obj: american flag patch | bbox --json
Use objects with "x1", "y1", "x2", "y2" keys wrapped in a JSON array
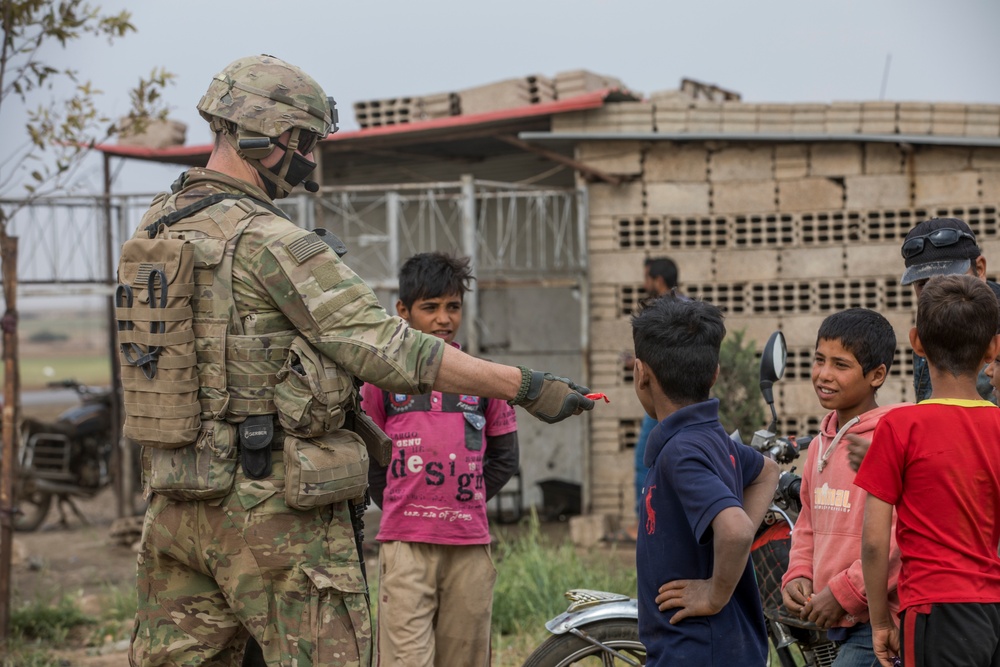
[{"x1": 286, "y1": 233, "x2": 326, "y2": 264}]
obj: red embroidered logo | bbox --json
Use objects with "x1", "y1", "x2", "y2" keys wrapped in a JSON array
[
  {"x1": 730, "y1": 454, "x2": 736, "y2": 467},
  {"x1": 645, "y1": 485, "x2": 657, "y2": 535}
]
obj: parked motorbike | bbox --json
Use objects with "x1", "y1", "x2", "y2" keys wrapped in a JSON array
[
  {"x1": 522, "y1": 331, "x2": 840, "y2": 667},
  {"x1": 14, "y1": 379, "x2": 133, "y2": 531}
]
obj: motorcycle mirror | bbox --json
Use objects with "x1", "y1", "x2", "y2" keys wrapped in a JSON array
[{"x1": 759, "y1": 331, "x2": 787, "y2": 433}]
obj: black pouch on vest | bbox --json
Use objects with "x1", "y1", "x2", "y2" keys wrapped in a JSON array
[{"x1": 239, "y1": 415, "x2": 274, "y2": 479}]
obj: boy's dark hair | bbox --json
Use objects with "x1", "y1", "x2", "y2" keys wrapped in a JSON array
[
  {"x1": 816, "y1": 308, "x2": 896, "y2": 380},
  {"x1": 398, "y1": 252, "x2": 475, "y2": 309},
  {"x1": 645, "y1": 257, "x2": 679, "y2": 289},
  {"x1": 632, "y1": 296, "x2": 726, "y2": 404},
  {"x1": 917, "y1": 274, "x2": 999, "y2": 377}
]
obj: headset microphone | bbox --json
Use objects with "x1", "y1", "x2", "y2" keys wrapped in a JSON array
[{"x1": 304, "y1": 180, "x2": 319, "y2": 193}]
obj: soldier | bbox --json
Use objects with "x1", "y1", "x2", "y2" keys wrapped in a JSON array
[{"x1": 119, "y1": 54, "x2": 593, "y2": 667}]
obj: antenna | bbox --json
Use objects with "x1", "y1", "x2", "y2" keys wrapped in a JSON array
[{"x1": 879, "y1": 53, "x2": 893, "y2": 101}]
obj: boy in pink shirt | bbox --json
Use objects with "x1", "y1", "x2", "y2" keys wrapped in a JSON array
[
  {"x1": 361, "y1": 252, "x2": 518, "y2": 667},
  {"x1": 782, "y1": 308, "x2": 903, "y2": 666}
]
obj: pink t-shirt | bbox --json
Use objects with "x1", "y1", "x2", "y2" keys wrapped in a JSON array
[{"x1": 361, "y1": 381, "x2": 517, "y2": 545}]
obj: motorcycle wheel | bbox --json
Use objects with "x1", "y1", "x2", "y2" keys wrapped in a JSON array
[
  {"x1": 14, "y1": 488, "x2": 52, "y2": 532},
  {"x1": 521, "y1": 620, "x2": 646, "y2": 666}
]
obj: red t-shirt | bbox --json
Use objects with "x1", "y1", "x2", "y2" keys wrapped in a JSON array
[{"x1": 855, "y1": 399, "x2": 1000, "y2": 611}]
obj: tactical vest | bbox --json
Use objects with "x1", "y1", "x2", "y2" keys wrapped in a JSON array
[{"x1": 117, "y1": 187, "x2": 294, "y2": 447}]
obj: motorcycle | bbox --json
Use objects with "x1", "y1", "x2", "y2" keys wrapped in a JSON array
[
  {"x1": 14, "y1": 379, "x2": 137, "y2": 531},
  {"x1": 522, "y1": 331, "x2": 840, "y2": 667}
]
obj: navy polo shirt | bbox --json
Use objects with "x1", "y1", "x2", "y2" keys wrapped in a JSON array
[{"x1": 636, "y1": 398, "x2": 768, "y2": 666}]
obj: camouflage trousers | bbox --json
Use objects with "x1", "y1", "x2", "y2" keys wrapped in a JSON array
[{"x1": 129, "y1": 461, "x2": 371, "y2": 667}]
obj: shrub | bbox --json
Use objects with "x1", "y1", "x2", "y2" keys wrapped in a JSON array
[{"x1": 713, "y1": 328, "x2": 766, "y2": 438}]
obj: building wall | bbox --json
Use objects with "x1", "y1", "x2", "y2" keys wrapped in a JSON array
[{"x1": 582, "y1": 138, "x2": 1000, "y2": 520}]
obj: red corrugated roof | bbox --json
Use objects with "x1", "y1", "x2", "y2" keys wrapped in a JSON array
[{"x1": 93, "y1": 89, "x2": 635, "y2": 164}]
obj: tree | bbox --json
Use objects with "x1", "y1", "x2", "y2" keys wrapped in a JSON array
[
  {"x1": 0, "y1": 0, "x2": 174, "y2": 208},
  {"x1": 712, "y1": 328, "x2": 767, "y2": 438},
  {"x1": 0, "y1": 1, "x2": 174, "y2": 644}
]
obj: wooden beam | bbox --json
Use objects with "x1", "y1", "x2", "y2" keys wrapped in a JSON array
[{"x1": 496, "y1": 134, "x2": 624, "y2": 185}]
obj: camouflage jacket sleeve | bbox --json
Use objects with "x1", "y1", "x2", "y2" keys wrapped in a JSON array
[{"x1": 232, "y1": 218, "x2": 443, "y2": 394}]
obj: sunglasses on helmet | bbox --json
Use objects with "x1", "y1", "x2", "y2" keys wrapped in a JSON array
[{"x1": 901, "y1": 228, "x2": 978, "y2": 259}]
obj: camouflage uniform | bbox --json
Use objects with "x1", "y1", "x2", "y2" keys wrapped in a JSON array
[{"x1": 129, "y1": 168, "x2": 444, "y2": 667}]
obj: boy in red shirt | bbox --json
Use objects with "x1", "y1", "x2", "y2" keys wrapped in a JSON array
[
  {"x1": 782, "y1": 308, "x2": 904, "y2": 666},
  {"x1": 859, "y1": 274, "x2": 1000, "y2": 667}
]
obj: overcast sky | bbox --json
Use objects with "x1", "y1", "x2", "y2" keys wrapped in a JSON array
[{"x1": 4, "y1": 0, "x2": 1000, "y2": 195}]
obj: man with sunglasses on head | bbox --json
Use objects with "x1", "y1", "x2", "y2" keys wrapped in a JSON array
[
  {"x1": 898, "y1": 217, "x2": 1000, "y2": 404},
  {"x1": 122, "y1": 54, "x2": 595, "y2": 667},
  {"x1": 846, "y1": 217, "x2": 1000, "y2": 473}
]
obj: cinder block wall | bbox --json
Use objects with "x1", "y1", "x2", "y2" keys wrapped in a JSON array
[{"x1": 581, "y1": 138, "x2": 1000, "y2": 520}]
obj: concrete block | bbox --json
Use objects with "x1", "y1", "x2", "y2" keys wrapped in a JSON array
[
  {"x1": 554, "y1": 69, "x2": 625, "y2": 97},
  {"x1": 897, "y1": 102, "x2": 933, "y2": 135},
  {"x1": 667, "y1": 215, "x2": 728, "y2": 250},
  {"x1": 861, "y1": 102, "x2": 898, "y2": 134},
  {"x1": 914, "y1": 172, "x2": 981, "y2": 206},
  {"x1": 792, "y1": 104, "x2": 827, "y2": 134},
  {"x1": 972, "y1": 148, "x2": 1000, "y2": 171},
  {"x1": 809, "y1": 143, "x2": 863, "y2": 177},
  {"x1": 616, "y1": 216, "x2": 665, "y2": 250},
  {"x1": 687, "y1": 106, "x2": 723, "y2": 133},
  {"x1": 553, "y1": 111, "x2": 588, "y2": 133},
  {"x1": 798, "y1": 210, "x2": 862, "y2": 244},
  {"x1": 646, "y1": 182, "x2": 711, "y2": 215},
  {"x1": 591, "y1": 319, "x2": 634, "y2": 351},
  {"x1": 589, "y1": 181, "x2": 644, "y2": 216},
  {"x1": 864, "y1": 143, "x2": 906, "y2": 174},
  {"x1": 845, "y1": 243, "x2": 903, "y2": 277},
  {"x1": 722, "y1": 315, "x2": 779, "y2": 346},
  {"x1": 644, "y1": 143, "x2": 709, "y2": 182},
  {"x1": 116, "y1": 118, "x2": 187, "y2": 149},
  {"x1": 556, "y1": 102, "x2": 654, "y2": 133},
  {"x1": 778, "y1": 379, "x2": 821, "y2": 415},
  {"x1": 722, "y1": 103, "x2": 759, "y2": 133},
  {"x1": 931, "y1": 103, "x2": 967, "y2": 136},
  {"x1": 912, "y1": 146, "x2": 971, "y2": 173},
  {"x1": 965, "y1": 105, "x2": 1000, "y2": 137},
  {"x1": 671, "y1": 249, "x2": 715, "y2": 283},
  {"x1": 590, "y1": 251, "x2": 649, "y2": 285},
  {"x1": 825, "y1": 102, "x2": 862, "y2": 134},
  {"x1": 577, "y1": 141, "x2": 644, "y2": 176},
  {"x1": 709, "y1": 146, "x2": 774, "y2": 182},
  {"x1": 982, "y1": 172, "x2": 1000, "y2": 202},
  {"x1": 569, "y1": 514, "x2": 613, "y2": 547},
  {"x1": 779, "y1": 246, "x2": 845, "y2": 279},
  {"x1": 654, "y1": 105, "x2": 690, "y2": 133},
  {"x1": 845, "y1": 175, "x2": 911, "y2": 209},
  {"x1": 778, "y1": 316, "x2": 827, "y2": 351},
  {"x1": 758, "y1": 104, "x2": 795, "y2": 133},
  {"x1": 588, "y1": 223, "x2": 619, "y2": 253},
  {"x1": 775, "y1": 144, "x2": 809, "y2": 180},
  {"x1": 777, "y1": 178, "x2": 845, "y2": 212},
  {"x1": 714, "y1": 248, "x2": 780, "y2": 282},
  {"x1": 712, "y1": 180, "x2": 777, "y2": 214}
]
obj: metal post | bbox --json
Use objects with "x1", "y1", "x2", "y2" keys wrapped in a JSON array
[
  {"x1": 386, "y1": 191, "x2": 400, "y2": 281},
  {"x1": 460, "y1": 176, "x2": 479, "y2": 355},
  {"x1": 575, "y1": 183, "x2": 592, "y2": 515},
  {"x1": 104, "y1": 155, "x2": 127, "y2": 517},
  {"x1": 0, "y1": 226, "x2": 19, "y2": 642}
]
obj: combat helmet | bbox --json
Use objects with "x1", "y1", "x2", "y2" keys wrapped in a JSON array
[{"x1": 197, "y1": 54, "x2": 339, "y2": 198}]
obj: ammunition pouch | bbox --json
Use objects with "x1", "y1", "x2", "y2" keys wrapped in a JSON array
[
  {"x1": 283, "y1": 431, "x2": 369, "y2": 510},
  {"x1": 147, "y1": 421, "x2": 237, "y2": 500},
  {"x1": 274, "y1": 336, "x2": 353, "y2": 438}
]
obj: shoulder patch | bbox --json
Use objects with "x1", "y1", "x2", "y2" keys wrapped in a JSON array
[
  {"x1": 286, "y1": 232, "x2": 327, "y2": 265},
  {"x1": 312, "y1": 261, "x2": 341, "y2": 291}
]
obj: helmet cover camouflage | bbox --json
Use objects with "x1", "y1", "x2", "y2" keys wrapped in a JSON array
[{"x1": 197, "y1": 54, "x2": 333, "y2": 139}]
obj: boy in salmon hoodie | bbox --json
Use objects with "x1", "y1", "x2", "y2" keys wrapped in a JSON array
[{"x1": 781, "y1": 308, "x2": 904, "y2": 667}]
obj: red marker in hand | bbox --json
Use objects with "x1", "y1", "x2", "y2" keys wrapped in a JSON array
[{"x1": 585, "y1": 392, "x2": 610, "y2": 403}]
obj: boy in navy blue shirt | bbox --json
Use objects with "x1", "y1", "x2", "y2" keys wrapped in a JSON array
[{"x1": 633, "y1": 296, "x2": 779, "y2": 666}]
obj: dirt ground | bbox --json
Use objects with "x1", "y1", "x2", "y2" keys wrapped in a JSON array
[{"x1": 9, "y1": 484, "x2": 606, "y2": 666}]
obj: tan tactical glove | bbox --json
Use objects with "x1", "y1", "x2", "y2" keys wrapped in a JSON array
[{"x1": 509, "y1": 366, "x2": 595, "y2": 424}]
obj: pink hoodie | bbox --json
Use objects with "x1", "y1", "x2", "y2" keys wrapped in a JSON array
[{"x1": 782, "y1": 404, "x2": 903, "y2": 626}]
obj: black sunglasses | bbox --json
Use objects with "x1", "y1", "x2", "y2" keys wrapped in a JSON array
[{"x1": 901, "y1": 228, "x2": 978, "y2": 259}]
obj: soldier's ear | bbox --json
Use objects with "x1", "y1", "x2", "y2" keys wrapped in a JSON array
[{"x1": 396, "y1": 299, "x2": 409, "y2": 320}]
